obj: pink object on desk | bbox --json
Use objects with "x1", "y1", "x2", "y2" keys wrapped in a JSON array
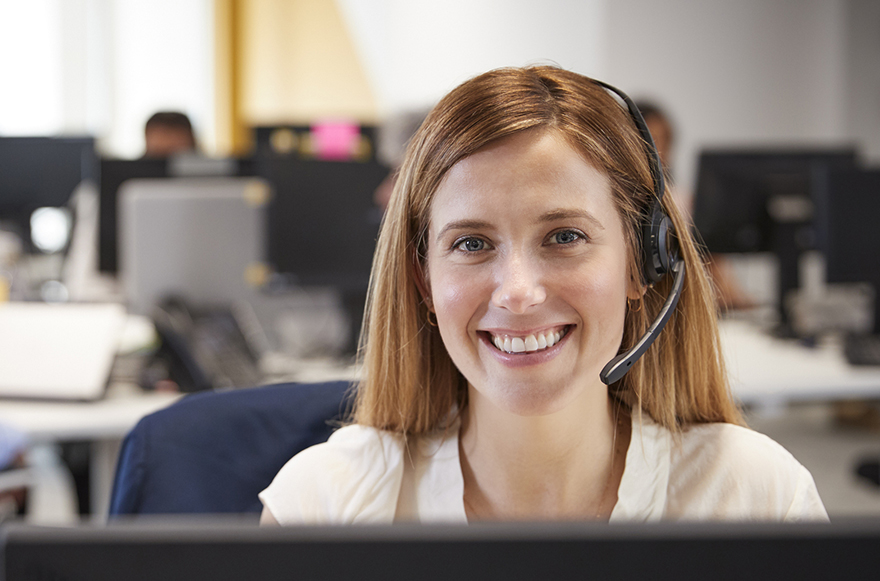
[{"x1": 311, "y1": 121, "x2": 360, "y2": 161}]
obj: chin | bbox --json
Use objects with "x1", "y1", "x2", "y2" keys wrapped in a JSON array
[{"x1": 482, "y1": 380, "x2": 587, "y2": 418}]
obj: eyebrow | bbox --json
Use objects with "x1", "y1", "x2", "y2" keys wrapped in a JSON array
[{"x1": 540, "y1": 208, "x2": 606, "y2": 230}]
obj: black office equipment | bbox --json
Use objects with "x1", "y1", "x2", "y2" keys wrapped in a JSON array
[
  {"x1": 692, "y1": 149, "x2": 857, "y2": 333},
  {"x1": 98, "y1": 156, "x2": 258, "y2": 273},
  {"x1": 257, "y1": 157, "x2": 388, "y2": 353},
  {"x1": 0, "y1": 136, "x2": 96, "y2": 250},
  {"x1": 259, "y1": 158, "x2": 387, "y2": 290},
  {"x1": 98, "y1": 158, "x2": 168, "y2": 273},
  {"x1": 253, "y1": 124, "x2": 379, "y2": 161},
  {"x1": 3, "y1": 520, "x2": 880, "y2": 581},
  {"x1": 819, "y1": 168, "x2": 880, "y2": 364}
]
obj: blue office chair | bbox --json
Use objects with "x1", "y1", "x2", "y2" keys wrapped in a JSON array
[{"x1": 109, "y1": 381, "x2": 353, "y2": 515}]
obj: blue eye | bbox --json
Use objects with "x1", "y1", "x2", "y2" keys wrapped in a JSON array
[
  {"x1": 552, "y1": 230, "x2": 582, "y2": 245},
  {"x1": 456, "y1": 238, "x2": 485, "y2": 252}
]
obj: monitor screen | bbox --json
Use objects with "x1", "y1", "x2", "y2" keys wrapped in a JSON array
[
  {"x1": 3, "y1": 520, "x2": 880, "y2": 581},
  {"x1": 692, "y1": 149, "x2": 857, "y2": 254},
  {"x1": 692, "y1": 149, "x2": 858, "y2": 331},
  {"x1": 819, "y1": 168, "x2": 880, "y2": 333},
  {"x1": 0, "y1": 136, "x2": 96, "y2": 246},
  {"x1": 258, "y1": 157, "x2": 388, "y2": 292}
]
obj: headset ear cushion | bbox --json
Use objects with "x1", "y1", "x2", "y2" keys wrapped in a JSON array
[{"x1": 642, "y1": 204, "x2": 673, "y2": 284}]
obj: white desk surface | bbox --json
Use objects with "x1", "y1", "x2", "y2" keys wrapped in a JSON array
[
  {"x1": 0, "y1": 388, "x2": 181, "y2": 442},
  {"x1": 1, "y1": 320, "x2": 878, "y2": 441},
  {"x1": 721, "y1": 319, "x2": 880, "y2": 408},
  {"x1": 0, "y1": 384, "x2": 182, "y2": 519}
]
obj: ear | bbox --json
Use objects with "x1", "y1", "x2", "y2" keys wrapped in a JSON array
[{"x1": 410, "y1": 247, "x2": 434, "y2": 311}]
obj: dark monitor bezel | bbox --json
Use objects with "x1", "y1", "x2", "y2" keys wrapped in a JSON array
[{"x1": 3, "y1": 519, "x2": 880, "y2": 581}]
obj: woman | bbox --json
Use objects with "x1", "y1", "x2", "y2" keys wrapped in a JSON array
[{"x1": 260, "y1": 66, "x2": 826, "y2": 523}]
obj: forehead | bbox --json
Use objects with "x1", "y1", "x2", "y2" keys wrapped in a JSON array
[{"x1": 429, "y1": 129, "x2": 616, "y2": 226}]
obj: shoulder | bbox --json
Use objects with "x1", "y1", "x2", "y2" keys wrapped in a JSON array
[
  {"x1": 666, "y1": 422, "x2": 827, "y2": 521},
  {"x1": 259, "y1": 424, "x2": 407, "y2": 525}
]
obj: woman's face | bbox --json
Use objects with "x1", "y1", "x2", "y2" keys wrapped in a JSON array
[{"x1": 425, "y1": 129, "x2": 637, "y2": 417}]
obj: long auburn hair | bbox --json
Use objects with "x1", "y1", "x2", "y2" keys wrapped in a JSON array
[{"x1": 352, "y1": 66, "x2": 743, "y2": 434}]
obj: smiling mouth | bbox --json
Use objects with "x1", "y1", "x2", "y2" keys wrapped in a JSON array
[{"x1": 485, "y1": 325, "x2": 571, "y2": 354}]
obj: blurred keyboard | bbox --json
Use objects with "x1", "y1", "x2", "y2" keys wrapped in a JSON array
[{"x1": 844, "y1": 334, "x2": 880, "y2": 366}]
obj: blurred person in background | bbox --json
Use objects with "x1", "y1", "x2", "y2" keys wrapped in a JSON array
[{"x1": 143, "y1": 111, "x2": 197, "y2": 159}]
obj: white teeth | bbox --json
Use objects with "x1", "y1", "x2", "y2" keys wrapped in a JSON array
[
  {"x1": 524, "y1": 335, "x2": 539, "y2": 351},
  {"x1": 489, "y1": 328, "x2": 566, "y2": 354}
]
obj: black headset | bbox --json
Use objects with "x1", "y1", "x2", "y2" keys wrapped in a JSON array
[{"x1": 592, "y1": 80, "x2": 686, "y2": 386}]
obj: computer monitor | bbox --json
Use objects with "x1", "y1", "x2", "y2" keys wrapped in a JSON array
[
  {"x1": 256, "y1": 157, "x2": 388, "y2": 354},
  {"x1": 692, "y1": 149, "x2": 857, "y2": 330},
  {"x1": 258, "y1": 157, "x2": 387, "y2": 291},
  {"x1": 819, "y1": 168, "x2": 880, "y2": 334},
  {"x1": 253, "y1": 124, "x2": 380, "y2": 161},
  {"x1": 0, "y1": 136, "x2": 96, "y2": 250},
  {"x1": 98, "y1": 158, "x2": 168, "y2": 273},
  {"x1": 3, "y1": 520, "x2": 880, "y2": 581},
  {"x1": 98, "y1": 157, "x2": 258, "y2": 273},
  {"x1": 257, "y1": 157, "x2": 388, "y2": 290}
]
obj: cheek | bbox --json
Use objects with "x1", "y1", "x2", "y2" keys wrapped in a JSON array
[
  {"x1": 431, "y1": 268, "x2": 485, "y2": 332},
  {"x1": 563, "y1": 260, "x2": 629, "y2": 327}
]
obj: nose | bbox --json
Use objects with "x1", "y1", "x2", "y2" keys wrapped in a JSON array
[{"x1": 491, "y1": 251, "x2": 547, "y2": 314}]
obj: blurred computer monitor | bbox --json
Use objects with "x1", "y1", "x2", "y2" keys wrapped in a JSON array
[
  {"x1": 0, "y1": 136, "x2": 96, "y2": 250},
  {"x1": 98, "y1": 158, "x2": 168, "y2": 273},
  {"x1": 99, "y1": 156, "x2": 258, "y2": 273},
  {"x1": 253, "y1": 124, "x2": 379, "y2": 161},
  {"x1": 258, "y1": 157, "x2": 387, "y2": 291},
  {"x1": 255, "y1": 157, "x2": 388, "y2": 354},
  {"x1": 3, "y1": 520, "x2": 880, "y2": 581},
  {"x1": 119, "y1": 177, "x2": 267, "y2": 316},
  {"x1": 820, "y1": 168, "x2": 880, "y2": 334},
  {"x1": 692, "y1": 149, "x2": 857, "y2": 330}
]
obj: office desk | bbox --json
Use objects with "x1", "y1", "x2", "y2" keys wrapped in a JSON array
[
  {"x1": 721, "y1": 319, "x2": 880, "y2": 410},
  {"x1": 0, "y1": 356, "x2": 356, "y2": 521},
  {"x1": 0, "y1": 387, "x2": 181, "y2": 520}
]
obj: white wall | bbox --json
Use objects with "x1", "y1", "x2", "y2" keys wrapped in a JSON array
[
  {"x1": 104, "y1": 0, "x2": 214, "y2": 158},
  {"x1": 335, "y1": 0, "x2": 608, "y2": 116},
  {"x1": 0, "y1": 0, "x2": 65, "y2": 135},
  {"x1": 0, "y1": 0, "x2": 214, "y2": 158},
  {"x1": 606, "y1": 0, "x2": 852, "y2": 196},
  {"x1": 844, "y1": 0, "x2": 880, "y2": 165}
]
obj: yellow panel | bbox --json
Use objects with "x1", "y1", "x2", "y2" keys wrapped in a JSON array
[{"x1": 239, "y1": 0, "x2": 378, "y2": 126}]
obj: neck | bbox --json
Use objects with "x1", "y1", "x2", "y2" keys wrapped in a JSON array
[{"x1": 459, "y1": 385, "x2": 630, "y2": 521}]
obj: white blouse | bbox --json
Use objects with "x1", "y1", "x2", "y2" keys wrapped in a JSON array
[{"x1": 259, "y1": 411, "x2": 828, "y2": 524}]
